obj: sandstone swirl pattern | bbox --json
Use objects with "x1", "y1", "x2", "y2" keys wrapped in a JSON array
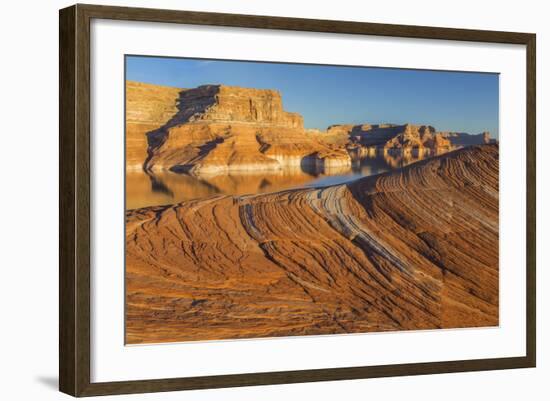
[{"x1": 125, "y1": 144, "x2": 499, "y2": 344}]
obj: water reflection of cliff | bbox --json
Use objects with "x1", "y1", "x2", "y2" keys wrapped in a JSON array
[{"x1": 126, "y1": 150, "x2": 435, "y2": 209}]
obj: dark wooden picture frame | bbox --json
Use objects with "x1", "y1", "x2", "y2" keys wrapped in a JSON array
[{"x1": 59, "y1": 3, "x2": 536, "y2": 397}]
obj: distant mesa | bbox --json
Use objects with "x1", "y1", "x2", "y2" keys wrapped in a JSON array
[
  {"x1": 441, "y1": 131, "x2": 495, "y2": 146},
  {"x1": 325, "y1": 123, "x2": 492, "y2": 152},
  {"x1": 125, "y1": 81, "x2": 494, "y2": 175}
]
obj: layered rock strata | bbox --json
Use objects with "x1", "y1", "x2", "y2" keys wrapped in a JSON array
[
  {"x1": 319, "y1": 123, "x2": 492, "y2": 155},
  {"x1": 126, "y1": 81, "x2": 182, "y2": 170},
  {"x1": 126, "y1": 144, "x2": 499, "y2": 344},
  {"x1": 143, "y1": 85, "x2": 350, "y2": 175}
]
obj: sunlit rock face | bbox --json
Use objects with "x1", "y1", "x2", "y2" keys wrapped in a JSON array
[
  {"x1": 323, "y1": 123, "x2": 455, "y2": 152},
  {"x1": 316, "y1": 123, "x2": 494, "y2": 156},
  {"x1": 144, "y1": 84, "x2": 350, "y2": 174},
  {"x1": 125, "y1": 81, "x2": 182, "y2": 170},
  {"x1": 126, "y1": 145, "x2": 499, "y2": 344},
  {"x1": 162, "y1": 85, "x2": 304, "y2": 128}
]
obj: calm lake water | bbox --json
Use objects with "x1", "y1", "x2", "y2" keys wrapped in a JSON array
[{"x1": 126, "y1": 152, "x2": 428, "y2": 209}]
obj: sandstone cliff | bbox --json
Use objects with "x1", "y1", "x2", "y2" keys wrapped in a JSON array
[
  {"x1": 126, "y1": 144, "x2": 499, "y2": 344},
  {"x1": 322, "y1": 123, "x2": 455, "y2": 152},
  {"x1": 319, "y1": 123, "x2": 495, "y2": 155},
  {"x1": 143, "y1": 85, "x2": 351, "y2": 175},
  {"x1": 160, "y1": 84, "x2": 303, "y2": 128},
  {"x1": 126, "y1": 81, "x2": 182, "y2": 170}
]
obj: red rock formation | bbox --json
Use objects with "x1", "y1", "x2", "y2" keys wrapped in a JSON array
[
  {"x1": 424, "y1": 133, "x2": 452, "y2": 151},
  {"x1": 319, "y1": 123, "x2": 484, "y2": 154},
  {"x1": 354, "y1": 124, "x2": 448, "y2": 152},
  {"x1": 164, "y1": 85, "x2": 303, "y2": 128},
  {"x1": 126, "y1": 144, "x2": 499, "y2": 344},
  {"x1": 144, "y1": 84, "x2": 351, "y2": 174},
  {"x1": 126, "y1": 81, "x2": 182, "y2": 170}
]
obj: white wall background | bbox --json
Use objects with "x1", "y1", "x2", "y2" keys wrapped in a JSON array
[{"x1": 0, "y1": 0, "x2": 547, "y2": 399}]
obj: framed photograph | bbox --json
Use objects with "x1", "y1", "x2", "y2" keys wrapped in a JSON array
[{"x1": 59, "y1": 4, "x2": 536, "y2": 397}]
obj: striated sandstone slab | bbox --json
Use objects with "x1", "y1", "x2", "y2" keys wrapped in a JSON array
[{"x1": 126, "y1": 144, "x2": 499, "y2": 344}]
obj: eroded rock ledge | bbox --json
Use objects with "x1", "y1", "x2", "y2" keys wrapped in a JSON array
[{"x1": 126, "y1": 144, "x2": 499, "y2": 344}]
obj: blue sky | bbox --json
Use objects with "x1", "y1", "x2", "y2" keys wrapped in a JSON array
[{"x1": 126, "y1": 55, "x2": 499, "y2": 138}]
